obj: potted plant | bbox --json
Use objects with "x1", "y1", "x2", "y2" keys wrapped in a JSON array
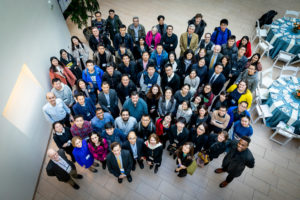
[{"x1": 63, "y1": 0, "x2": 99, "y2": 41}]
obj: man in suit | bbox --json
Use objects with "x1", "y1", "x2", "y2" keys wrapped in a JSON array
[
  {"x1": 122, "y1": 131, "x2": 145, "y2": 170},
  {"x1": 205, "y1": 45, "x2": 223, "y2": 70},
  {"x1": 106, "y1": 142, "x2": 133, "y2": 183},
  {"x1": 206, "y1": 64, "x2": 226, "y2": 95},
  {"x1": 46, "y1": 149, "x2": 83, "y2": 190},
  {"x1": 161, "y1": 64, "x2": 181, "y2": 93},
  {"x1": 98, "y1": 81, "x2": 120, "y2": 118},
  {"x1": 179, "y1": 24, "x2": 199, "y2": 56},
  {"x1": 198, "y1": 33, "x2": 214, "y2": 51}
]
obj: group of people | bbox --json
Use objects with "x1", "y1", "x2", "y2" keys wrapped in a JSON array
[{"x1": 44, "y1": 9, "x2": 256, "y2": 191}]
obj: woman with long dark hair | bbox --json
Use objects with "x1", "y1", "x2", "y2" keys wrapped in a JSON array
[
  {"x1": 245, "y1": 53, "x2": 262, "y2": 71},
  {"x1": 194, "y1": 84, "x2": 214, "y2": 107},
  {"x1": 158, "y1": 87, "x2": 177, "y2": 117},
  {"x1": 133, "y1": 36, "x2": 149, "y2": 60},
  {"x1": 155, "y1": 112, "x2": 172, "y2": 149},
  {"x1": 88, "y1": 132, "x2": 109, "y2": 169},
  {"x1": 189, "y1": 105, "x2": 211, "y2": 132},
  {"x1": 49, "y1": 57, "x2": 76, "y2": 87},
  {"x1": 73, "y1": 79, "x2": 97, "y2": 105},
  {"x1": 174, "y1": 142, "x2": 194, "y2": 177},
  {"x1": 70, "y1": 36, "x2": 89, "y2": 70},
  {"x1": 177, "y1": 49, "x2": 196, "y2": 83},
  {"x1": 146, "y1": 84, "x2": 162, "y2": 121},
  {"x1": 236, "y1": 36, "x2": 252, "y2": 58},
  {"x1": 163, "y1": 51, "x2": 179, "y2": 74},
  {"x1": 219, "y1": 55, "x2": 231, "y2": 80},
  {"x1": 60, "y1": 49, "x2": 82, "y2": 80},
  {"x1": 144, "y1": 134, "x2": 163, "y2": 173}
]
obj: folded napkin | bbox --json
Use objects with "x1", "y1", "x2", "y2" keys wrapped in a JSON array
[
  {"x1": 292, "y1": 76, "x2": 299, "y2": 84},
  {"x1": 271, "y1": 25, "x2": 279, "y2": 29},
  {"x1": 269, "y1": 88, "x2": 279, "y2": 93},
  {"x1": 270, "y1": 101, "x2": 284, "y2": 112},
  {"x1": 277, "y1": 18, "x2": 284, "y2": 23},
  {"x1": 277, "y1": 78, "x2": 287, "y2": 85}
]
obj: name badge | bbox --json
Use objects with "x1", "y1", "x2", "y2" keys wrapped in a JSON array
[
  {"x1": 120, "y1": 168, "x2": 125, "y2": 174},
  {"x1": 174, "y1": 139, "x2": 179, "y2": 144},
  {"x1": 102, "y1": 63, "x2": 107, "y2": 67},
  {"x1": 148, "y1": 84, "x2": 152, "y2": 88},
  {"x1": 86, "y1": 154, "x2": 90, "y2": 160},
  {"x1": 87, "y1": 113, "x2": 91, "y2": 116},
  {"x1": 149, "y1": 156, "x2": 154, "y2": 161}
]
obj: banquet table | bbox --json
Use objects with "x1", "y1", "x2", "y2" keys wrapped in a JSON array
[
  {"x1": 266, "y1": 17, "x2": 300, "y2": 59},
  {"x1": 266, "y1": 76, "x2": 300, "y2": 134}
]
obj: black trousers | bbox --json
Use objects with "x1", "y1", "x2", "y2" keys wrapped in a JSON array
[{"x1": 59, "y1": 114, "x2": 71, "y2": 128}]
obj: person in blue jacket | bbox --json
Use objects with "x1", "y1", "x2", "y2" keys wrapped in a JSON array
[
  {"x1": 82, "y1": 59, "x2": 104, "y2": 93},
  {"x1": 226, "y1": 101, "x2": 250, "y2": 129},
  {"x1": 211, "y1": 19, "x2": 232, "y2": 45},
  {"x1": 72, "y1": 136, "x2": 98, "y2": 173},
  {"x1": 123, "y1": 91, "x2": 148, "y2": 121},
  {"x1": 150, "y1": 44, "x2": 168, "y2": 72},
  {"x1": 101, "y1": 122, "x2": 127, "y2": 149},
  {"x1": 230, "y1": 116, "x2": 253, "y2": 140},
  {"x1": 73, "y1": 93, "x2": 96, "y2": 121}
]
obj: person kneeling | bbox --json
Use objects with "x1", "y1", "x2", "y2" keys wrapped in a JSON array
[
  {"x1": 175, "y1": 142, "x2": 194, "y2": 177},
  {"x1": 144, "y1": 134, "x2": 163, "y2": 173}
]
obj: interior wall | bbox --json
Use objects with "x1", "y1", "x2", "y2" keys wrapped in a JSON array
[{"x1": 0, "y1": 0, "x2": 71, "y2": 199}]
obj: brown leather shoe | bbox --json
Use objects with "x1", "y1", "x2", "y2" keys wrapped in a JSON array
[
  {"x1": 219, "y1": 181, "x2": 229, "y2": 188},
  {"x1": 214, "y1": 168, "x2": 225, "y2": 174}
]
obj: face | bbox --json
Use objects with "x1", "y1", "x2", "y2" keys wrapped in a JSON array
[
  {"x1": 204, "y1": 34, "x2": 211, "y2": 43},
  {"x1": 176, "y1": 122, "x2": 185, "y2": 131},
  {"x1": 248, "y1": 65, "x2": 256, "y2": 75},
  {"x1": 121, "y1": 76, "x2": 129, "y2": 86},
  {"x1": 218, "y1": 108, "x2": 226, "y2": 117},
  {"x1": 96, "y1": 110, "x2": 104, "y2": 119},
  {"x1": 48, "y1": 151, "x2": 60, "y2": 161},
  {"x1": 149, "y1": 137, "x2": 157, "y2": 145},
  {"x1": 95, "y1": 13, "x2": 101, "y2": 20},
  {"x1": 190, "y1": 71, "x2": 196, "y2": 79},
  {"x1": 54, "y1": 123, "x2": 64, "y2": 133},
  {"x1": 182, "y1": 85, "x2": 190, "y2": 94},
  {"x1": 141, "y1": 116, "x2": 150, "y2": 127},
  {"x1": 86, "y1": 63, "x2": 95, "y2": 71},
  {"x1": 123, "y1": 56, "x2": 130, "y2": 65},
  {"x1": 109, "y1": 11, "x2": 115, "y2": 18},
  {"x1": 164, "y1": 115, "x2": 172, "y2": 123},
  {"x1": 112, "y1": 145, "x2": 121, "y2": 157},
  {"x1": 152, "y1": 28, "x2": 157, "y2": 35},
  {"x1": 195, "y1": 96, "x2": 201, "y2": 104},
  {"x1": 75, "y1": 139, "x2": 82, "y2": 148},
  {"x1": 102, "y1": 84, "x2": 110, "y2": 93},
  {"x1": 241, "y1": 117, "x2": 250, "y2": 127},
  {"x1": 238, "y1": 103, "x2": 248, "y2": 112},
  {"x1": 165, "y1": 89, "x2": 172, "y2": 99},
  {"x1": 221, "y1": 58, "x2": 228, "y2": 66},
  {"x1": 133, "y1": 18, "x2": 139, "y2": 27},
  {"x1": 199, "y1": 49, "x2": 206, "y2": 57},
  {"x1": 152, "y1": 86, "x2": 159, "y2": 95},
  {"x1": 142, "y1": 53, "x2": 149, "y2": 60},
  {"x1": 195, "y1": 17, "x2": 201, "y2": 24},
  {"x1": 252, "y1": 55, "x2": 259, "y2": 62},
  {"x1": 182, "y1": 102, "x2": 188, "y2": 110},
  {"x1": 61, "y1": 51, "x2": 68, "y2": 59},
  {"x1": 131, "y1": 95, "x2": 139, "y2": 105},
  {"x1": 199, "y1": 59, "x2": 205, "y2": 67},
  {"x1": 169, "y1": 54, "x2": 175, "y2": 61},
  {"x1": 121, "y1": 111, "x2": 130, "y2": 121},
  {"x1": 228, "y1": 39, "x2": 235, "y2": 47},
  {"x1": 220, "y1": 94, "x2": 226, "y2": 101},
  {"x1": 217, "y1": 133, "x2": 225, "y2": 142},
  {"x1": 106, "y1": 128, "x2": 114, "y2": 135},
  {"x1": 188, "y1": 26, "x2": 195, "y2": 34},
  {"x1": 165, "y1": 67, "x2": 173, "y2": 76},
  {"x1": 51, "y1": 59, "x2": 59, "y2": 66},
  {"x1": 139, "y1": 38, "x2": 145, "y2": 45},
  {"x1": 72, "y1": 38, "x2": 79, "y2": 45},
  {"x1": 98, "y1": 46, "x2": 105, "y2": 54},
  {"x1": 220, "y1": 23, "x2": 227, "y2": 32},
  {"x1": 74, "y1": 117, "x2": 84, "y2": 128},
  {"x1": 91, "y1": 134, "x2": 99, "y2": 144},
  {"x1": 106, "y1": 66, "x2": 114, "y2": 75},
  {"x1": 79, "y1": 81, "x2": 86, "y2": 89},
  {"x1": 204, "y1": 85, "x2": 211, "y2": 93},
  {"x1": 147, "y1": 67, "x2": 155, "y2": 77},
  {"x1": 238, "y1": 81, "x2": 247, "y2": 91},
  {"x1": 46, "y1": 93, "x2": 56, "y2": 105},
  {"x1": 242, "y1": 38, "x2": 248, "y2": 45},
  {"x1": 238, "y1": 47, "x2": 246, "y2": 56},
  {"x1": 120, "y1": 47, "x2": 126, "y2": 54},
  {"x1": 92, "y1": 28, "x2": 99, "y2": 36},
  {"x1": 53, "y1": 81, "x2": 62, "y2": 90},
  {"x1": 199, "y1": 108, "x2": 206, "y2": 116},
  {"x1": 167, "y1": 26, "x2": 173, "y2": 35},
  {"x1": 215, "y1": 65, "x2": 223, "y2": 74},
  {"x1": 128, "y1": 133, "x2": 136, "y2": 145},
  {"x1": 214, "y1": 45, "x2": 221, "y2": 54},
  {"x1": 77, "y1": 96, "x2": 85, "y2": 105},
  {"x1": 197, "y1": 125, "x2": 205, "y2": 135},
  {"x1": 186, "y1": 53, "x2": 193, "y2": 60},
  {"x1": 237, "y1": 139, "x2": 248, "y2": 152},
  {"x1": 120, "y1": 27, "x2": 126, "y2": 36},
  {"x1": 156, "y1": 46, "x2": 163, "y2": 54},
  {"x1": 182, "y1": 144, "x2": 190, "y2": 154},
  {"x1": 158, "y1": 18, "x2": 164, "y2": 25}
]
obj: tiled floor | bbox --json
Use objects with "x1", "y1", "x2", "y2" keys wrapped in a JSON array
[{"x1": 35, "y1": 0, "x2": 300, "y2": 199}]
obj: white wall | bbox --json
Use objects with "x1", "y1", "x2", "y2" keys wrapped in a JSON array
[{"x1": 0, "y1": 0, "x2": 71, "y2": 199}]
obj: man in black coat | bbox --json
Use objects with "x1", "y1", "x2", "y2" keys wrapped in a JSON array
[
  {"x1": 161, "y1": 64, "x2": 181, "y2": 93},
  {"x1": 206, "y1": 64, "x2": 226, "y2": 95},
  {"x1": 116, "y1": 74, "x2": 137, "y2": 104},
  {"x1": 106, "y1": 142, "x2": 133, "y2": 183},
  {"x1": 113, "y1": 24, "x2": 134, "y2": 51},
  {"x1": 161, "y1": 25, "x2": 178, "y2": 54},
  {"x1": 118, "y1": 54, "x2": 138, "y2": 84},
  {"x1": 198, "y1": 33, "x2": 214, "y2": 51},
  {"x1": 46, "y1": 149, "x2": 83, "y2": 190},
  {"x1": 134, "y1": 114, "x2": 156, "y2": 141},
  {"x1": 136, "y1": 51, "x2": 155, "y2": 73},
  {"x1": 215, "y1": 136, "x2": 255, "y2": 188},
  {"x1": 98, "y1": 82, "x2": 120, "y2": 118},
  {"x1": 122, "y1": 131, "x2": 145, "y2": 170},
  {"x1": 188, "y1": 13, "x2": 207, "y2": 40},
  {"x1": 102, "y1": 65, "x2": 122, "y2": 89},
  {"x1": 89, "y1": 27, "x2": 113, "y2": 53}
]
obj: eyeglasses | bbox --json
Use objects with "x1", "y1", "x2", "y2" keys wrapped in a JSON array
[{"x1": 128, "y1": 137, "x2": 136, "y2": 140}]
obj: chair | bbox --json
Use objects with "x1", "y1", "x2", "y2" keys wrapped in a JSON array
[
  {"x1": 284, "y1": 10, "x2": 300, "y2": 18},
  {"x1": 251, "y1": 20, "x2": 268, "y2": 43},
  {"x1": 256, "y1": 86, "x2": 269, "y2": 103},
  {"x1": 250, "y1": 98, "x2": 273, "y2": 125},
  {"x1": 253, "y1": 39, "x2": 274, "y2": 58},
  {"x1": 269, "y1": 121, "x2": 298, "y2": 145},
  {"x1": 279, "y1": 66, "x2": 299, "y2": 78},
  {"x1": 260, "y1": 67, "x2": 274, "y2": 88},
  {"x1": 272, "y1": 51, "x2": 296, "y2": 70},
  {"x1": 291, "y1": 53, "x2": 300, "y2": 65}
]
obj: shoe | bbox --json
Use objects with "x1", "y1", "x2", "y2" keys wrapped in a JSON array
[
  {"x1": 139, "y1": 162, "x2": 144, "y2": 169},
  {"x1": 214, "y1": 168, "x2": 225, "y2": 174},
  {"x1": 169, "y1": 152, "x2": 172, "y2": 156},
  {"x1": 72, "y1": 183, "x2": 80, "y2": 190},
  {"x1": 174, "y1": 169, "x2": 178, "y2": 173},
  {"x1": 118, "y1": 178, "x2": 123, "y2": 184},
  {"x1": 173, "y1": 154, "x2": 176, "y2": 160},
  {"x1": 89, "y1": 168, "x2": 98, "y2": 173},
  {"x1": 219, "y1": 181, "x2": 229, "y2": 188},
  {"x1": 132, "y1": 165, "x2": 136, "y2": 171},
  {"x1": 154, "y1": 165, "x2": 159, "y2": 174},
  {"x1": 75, "y1": 174, "x2": 83, "y2": 179},
  {"x1": 93, "y1": 162, "x2": 100, "y2": 167},
  {"x1": 149, "y1": 165, "x2": 154, "y2": 170},
  {"x1": 102, "y1": 163, "x2": 106, "y2": 170},
  {"x1": 127, "y1": 175, "x2": 132, "y2": 182}
]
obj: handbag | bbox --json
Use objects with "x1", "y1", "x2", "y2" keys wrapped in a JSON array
[{"x1": 187, "y1": 159, "x2": 197, "y2": 175}]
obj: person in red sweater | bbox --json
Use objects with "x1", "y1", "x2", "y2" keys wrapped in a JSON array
[
  {"x1": 156, "y1": 113, "x2": 172, "y2": 149},
  {"x1": 236, "y1": 36, "x2": 252, "y2": 58}
]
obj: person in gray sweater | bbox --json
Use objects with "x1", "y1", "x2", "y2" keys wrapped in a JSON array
[
  {"x1": 51, "y1": 78, "x2": 74, "y2": 107},
  {"x1": 184, "y1": 69, "x2": 200, "y2": 96},
  {"x1": 235, "y1": 64, "x2": 258, "y2": 93}
]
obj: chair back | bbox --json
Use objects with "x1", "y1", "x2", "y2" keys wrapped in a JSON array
[
  {"x1": 284, "y1": 10, "x2": 300, "y2": 18},
  {"x1": 280, "y1": 66, "x2": 299, "y2": 77}
]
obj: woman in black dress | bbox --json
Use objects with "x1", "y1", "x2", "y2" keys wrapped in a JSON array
[
  {"x1": 144, "y1": 134, "x2": 163, "y2": 173},
  {"x1": 146, "y1": 84, "x2": 162, "y2": 121}
]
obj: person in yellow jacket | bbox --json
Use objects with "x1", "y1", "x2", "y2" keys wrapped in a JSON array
[{"x1": 226, "y1": 80, "x2": 252, "y2": 109}]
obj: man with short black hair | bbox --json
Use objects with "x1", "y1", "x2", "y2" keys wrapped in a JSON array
[
  {"x1": 70, "y1": 115, "x2": 93, "y2": 139},
  {"x1": 114, "y1": 109, "x2": 137, "y2": 136},
  {"x1": 51, "y1": 78, "x2": 74, "y2": 108},
  {"x1": 161, "y1": 64, "x2": 181, "y2": 93},
  {"x1": 227, "y1": 101, "x2": 251, "y2": 129},
  {"x1": 73, "y1": 93, "x2": 96, "y2": 121},
  {"x1": 161, "y1": 25, "x2": 178, "y2": 54},
  {"x1": 136, "y1": 51, "x2": 155, "y2": 73},
  {"x1": 93, "y1": 44, "x2": 114, "y2": 71},
  {"x1": 116, "y1": 74, "x2": 137, "y2": 104},
  {"x1": 211, "y1": 19, "x2": 232, "y2": 45},
  {"x1": 133, "y1": 114, "x2": 156, "y2": 141},
  {"x1": 210, "y1": 106, "x2": 230, "y2": 133},
  {"x1": 92, "y1": 11, "x2": 106, "y2": 34},
  {"x1": 168, "y1": 117, "x2": 189, "y2": 156},
  {"x1": 91, "y1": 108, "x2": 114, "y2": 133},
  {"x1": 123, "y1": 91, "x2": 148, "y2": 121},
  {"x1": 102, "y1": 64, "x2": 122, "y2": 89},
  {"x1": 221, "y1": 35, "x2": 238, "y2": 60},
  {"x1": 101, "y1": 122, "x2": 127, "y2": 147},
  {"x1": 139, "y1": 65, "x2": 161, "y2": 93},
  {"x1": 118, "y1": 54, "x2": 137, "y2": 84},
  {"x1": 156, "y1": 15, "x2": 167, "y2": 35},
  {"x1": 215, "y1": 136, "x2": 254, "y2": 188},
  {"x1": 82, "y1": 59, "x2": 104, "y2": 93},
  {"x1": 98, "y1": 81, "x2": 120, "y2": 118},
  {"x1": 114, "y1": 24, "x2": 134, "y2": 51},
  {"x1": 206, "y1": 64, "x2": 226, "y2": 95},
  {"x1": 150, "y1": 44, "x2": 168, "y2": 72},
  {"x1": 106, "y1": 9, "x2": 122, "y2": 41}
]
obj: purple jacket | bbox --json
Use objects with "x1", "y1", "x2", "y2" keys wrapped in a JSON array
[{"x1": 146, "y1": 31, "x2": 161, "y2": 49}]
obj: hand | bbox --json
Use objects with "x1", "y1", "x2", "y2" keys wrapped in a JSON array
[
  {"x1": 175, "y1": 168, "x2": 180, "y2": 172},
  {"x1": 69, "y1": 115, "x2": 74, "y2": 122},
  {"x1": 229, "y1": 74, "x2": 232, "y2": 78},
  {"x1": 172, "y1": 143, "x2": 176, "y2": 147},
  {"x1": 62, "y1": 143, "x2": 68, "y2": 148},
  {"x1": 180, "y1": 165, "x2": 187, "y2": 169},
  {"x1": 119, "y1": 174, "x2": 126, "y2": 179},
  {"x1": 97, "y1": 90, "x2": 100, "y2": 94},
  {"x1": 147, "y1": 161, "x2": 152, "y2": 165}
]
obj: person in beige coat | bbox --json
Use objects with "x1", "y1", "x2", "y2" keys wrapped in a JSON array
[{"x1": 180, "y1": 24, "x2": 199, "y2": 56}]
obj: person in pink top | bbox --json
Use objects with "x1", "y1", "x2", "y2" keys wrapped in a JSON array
[
  {"x1": 145, "y1": 26, "x2": 161, "y2": 53},
  {"x1": 88, "y1": 132, "x2": 109, "y2": 169}
]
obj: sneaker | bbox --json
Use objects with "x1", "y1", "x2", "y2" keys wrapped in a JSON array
[
  {"x1": 72, "y1": 183, "x2": 80, "y2": 190},
  {"x1": 139, "y1": 162, "x2": 144, "y2": 169},
  {"x1": 149, "y1": 165, "x2": 154, "y2": 170},
  {"x1": 102, "y1": 163, "x2": 106, "y2": 170}
]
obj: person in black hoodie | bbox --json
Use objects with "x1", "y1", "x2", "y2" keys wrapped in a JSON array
[
  {"x1": 106, "y1": 9, "x2": 122, "y2": 42},
  {"x1": 161, "y1": 25, "x2": 178, "y2": 54},
  {"x1": 60, "y1": 49, "x2": 82, "y2": 80},
  {"x1": 144, "y1": 133, "x2": 163, "y2": 173},
  {"x1": 161, "y1": 64, "x2": 181, "y2": 93},
  {"x1": 102, "y1": 64, "x2": 122, "y2": 89},
  {"x1": 113, "y1": 24, "x2": 134, "y2": 51},
  {"x1": 116, "y1": 74, "x2": 137, "y2": 104},
  {"x1": 89, "y1": 27, "x2": 113, "y2": 53},
  {"x1": 93, "y1": 44, "x2": 114, "y2": 71},
  {"x1": 187, "y1": 13, "x2": 207, "y2": 40}
]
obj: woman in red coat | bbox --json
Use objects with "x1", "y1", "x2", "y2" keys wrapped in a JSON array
[
  {"x1": 236, "y1": 36, "x2": 252, "y2": 58},
  {"x1": 156, "y1": 113, "x2": 172, "y2": 149},
  {"x1": 49, "y1": 57, "x2": 77, "y2": 87}
]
